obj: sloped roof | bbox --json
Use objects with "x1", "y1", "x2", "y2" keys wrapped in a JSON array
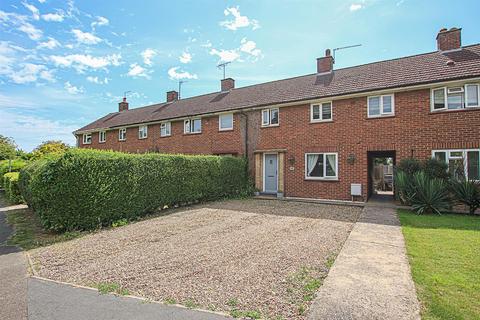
[{"x1": 76, "y1": 44, "x2": 480, "y2": 133}]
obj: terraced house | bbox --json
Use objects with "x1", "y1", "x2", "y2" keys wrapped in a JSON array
[{"x1": 76, "y1": 27, "x2": 480, "y2": 202}]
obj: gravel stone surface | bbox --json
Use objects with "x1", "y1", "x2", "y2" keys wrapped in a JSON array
[{"x1": 30, "y1": 199, "x2": 360, "y2": 319}]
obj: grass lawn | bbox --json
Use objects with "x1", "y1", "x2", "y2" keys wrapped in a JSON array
[{"x1": 398, "y1": 210, "x2": 480, "y2": 320}]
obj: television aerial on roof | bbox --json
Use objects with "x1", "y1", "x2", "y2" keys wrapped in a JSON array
[
  {"x1": 217, "y1": 61, "x2": 231, "y2": 80},
  {"x1": 332, "y1": 44, "x2": 362, "y2": 62}
]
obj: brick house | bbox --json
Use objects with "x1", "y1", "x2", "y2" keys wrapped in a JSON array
[{"x1": 75, "y1": 27, "x2": 480, "y2": 202}]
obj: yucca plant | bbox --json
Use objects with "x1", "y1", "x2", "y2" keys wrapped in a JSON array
[
  {"x1": 411, "y1": 171, "x2": 450, "y2": 215},
  {"x1": 450, "y1": 179, "x2": 480, "y2": 215},
  {"x1": 395, "y1": 170, "x2": 416, "y2": 205}
]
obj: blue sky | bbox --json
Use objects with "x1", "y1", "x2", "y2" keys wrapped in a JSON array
[{"x1": 1, "y1": 0, "x2": 479, "y2": 151}]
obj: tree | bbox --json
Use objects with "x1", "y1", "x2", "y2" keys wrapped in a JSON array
[
  {"x1": 31, "y1": 140, "x2": 70, "y2": 160},
  {"x1": 0, "y1": 135, "x2": 17, "y2": 160}
]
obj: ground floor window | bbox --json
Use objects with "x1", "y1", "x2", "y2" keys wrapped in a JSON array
[
  {"x1": 82, "y1": 133, "x2": 91, "y2": 144},
  {"x1": 432, "y1": 149, "x2": 480, "y2": 180},
  {"x1": 99, "y1": 131, "x2": 106, "y2": 143},
  {"x1": 160, "y1": 122, "x2": 171, "y2": 137},
  {"x1": 305, "y1": 153, "x2": 338, "y2": 180}
]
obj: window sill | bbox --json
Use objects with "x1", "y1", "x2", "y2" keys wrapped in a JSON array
[
  {"x1": 261, "y1": 124, "x2": 279, "y2": 128},
  {"x1": 430, "y1": 106, "x2": 480, "y2": 115},
  {"x1": 82, "y1": 143, "x2": 91, "y2": 145},
  {"x1": 160, "y1": 135, "x2": 171, "y2": 138},
  {"x1": 183, "y1": 132, "x2": 202, "y2": 135},
  {"x1": 310, "y1": 119, "x2": 333, "y2": 124},
  {"x1": 118, "y1": 139, "x2": 126, "y2": 142},
  {"x1": 304, "y1": 177, "x2": 339, "y2": 182},
  {"x1": 366, "y1": 114, "x2": 395, "y2": 120},
  {"x1": 99, "y1": 141, "x2": 106, "y2": 144},
  {"x1": 219, "y1": 128, "x2": 234, "y2": 132},
  {"x1": 138, "y1": 137, "x2": 148, "y2": 140}
]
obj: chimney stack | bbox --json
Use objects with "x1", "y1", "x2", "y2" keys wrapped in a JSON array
[
  {"x1": 317, "y1": 49, "x2": 334, "y2": 74},
  {"x1": 221, "y1": 78, "x2": 235, "y2": 92},
  {"x1": 437, "y1": 27, "x2": 462, "y2": 52},
  {"x1": 166, "y1": 90, "x2": 179, "y2": 102},
  {"x1": 118, "y1": 97, "x2": 129, "y2": 112}
]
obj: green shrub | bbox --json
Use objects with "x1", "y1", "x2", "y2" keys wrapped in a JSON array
[
  {"x1": 450, "y1": 179, "x2": 480, "y2": 215},
  {"x1": 0, "y1": 159, "x2": 27, "y2": 187},
  {"x1": 3, "y1": 172, "x2": 22, "y2": 204},
  {"x1": 397, "y1": 158, "x2": 422, "y2": 175},
  {"x1": 20, "y1": 149, "x2": 251, "y2": 231},
  {"x1": 18, "y1": 158, "x2": 53, "y2": 209},
  {"x1": 395, "y1": 170, "x2": 416, "y2": 205},
  {"x1": 411, "y1": 171, "x2": 450, "y2": 215},
  {"x1": 423, "y1": 158, "x2": 450, "y2": 180}
]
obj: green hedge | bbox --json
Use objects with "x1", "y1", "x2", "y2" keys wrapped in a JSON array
[
  {"x1": 3, "y1": 172, "x2": 22, "y2": 204},
  {"x1": 0, "y1": 159, "x2": 27, "y2": 187},
  {"x1": 19, "y1": 149, "x2": 251, "y2": 231}
]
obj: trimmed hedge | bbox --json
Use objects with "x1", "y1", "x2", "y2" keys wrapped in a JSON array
[
  {"x1": 19, "y1": 149, "x2": 251, "y2": 231},
  {"x1": 3, "y1": 172, "x2": 22, "y2": 204},
  {"x1": 0, "y1": 159, "x2": 27, "y2": 187}
]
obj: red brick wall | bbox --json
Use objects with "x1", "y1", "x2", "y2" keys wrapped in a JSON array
[{"x1": 79, "y1": 88, "x2": 480, "y2": 201}]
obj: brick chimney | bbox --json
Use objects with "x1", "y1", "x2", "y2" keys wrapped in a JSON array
[
  {"x1": 317, "y1": 49, "x2": 334, "y2": 74},
  {"x1": 118, "y1": 97, "x2": 129, "y2": 112},
  {"x1": 166, "y1": 90, "x2": 178, "y2": 102},
  {"x1": 221, "y1": 78, "x2": 235, "y2": 92},
  {"x1": 437, "y1": 27, "x2": 462, "y2": 51}
]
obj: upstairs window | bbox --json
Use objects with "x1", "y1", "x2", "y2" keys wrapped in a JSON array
[
  {"x1": 262, "y1": 108, "x2": 279, "y2": 126},
  {"x1": 118, "y1": 128, "x2": 126, "y2": 141},
  {"x1": 305, "y1": 153, "x2": 338, "y2": 180},
  {"x1": 83, "y1": 133, "x2": 92, "y2": 144},
  {"x1": 432, "y1": 84, "x2": 480, "y2": 111},
  {"x1": 99, "y1": 131, "x2": 106, "y2": 143},
  {"x1": 219, "y1": 113, "x2": 233, "y2": 131},
  {"x1": 311, "y1": 102, "x2": 332, "y2": 122},
  {"x1": 433, "y1": 149, "x2": 480, "y2": 180},
  {"x1": 138, "y1": 125, "x2": 148, "y2": 139},
  {"x1": 160, "y1": 122, "x2": 171, "y2": 137},
  {"x1": 184, "y1": 118, "x2": 201, "y2": 134},
  {"x1": 368, "y1": 94, "x2": 394, "y2": 118}
]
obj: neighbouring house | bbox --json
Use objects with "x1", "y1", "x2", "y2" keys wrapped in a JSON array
[{"x1": 75, "y1": 27, "x2": 480, "y2": 202}]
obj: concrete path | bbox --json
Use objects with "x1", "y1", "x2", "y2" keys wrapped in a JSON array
[{"x1": 308, "y1": 204, "x2": 421, "y2": 320}]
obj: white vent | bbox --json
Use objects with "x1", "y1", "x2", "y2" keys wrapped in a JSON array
[
  {"x1": 351, "y1": 183, "x2": 362, "y2": 196},
  {"x1": 448, "y1": 87, "x2": 464, "y2": 94}
]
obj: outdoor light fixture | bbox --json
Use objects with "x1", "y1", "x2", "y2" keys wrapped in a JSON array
[{"x1": 347, "y1": 154, "x2": 356, "y2": 164}]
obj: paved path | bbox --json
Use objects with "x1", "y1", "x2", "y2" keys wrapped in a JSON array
[{"x1": 307, "y1": 204, "x2": 421, "y2": 320}]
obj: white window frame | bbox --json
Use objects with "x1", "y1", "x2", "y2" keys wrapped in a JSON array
[
  {"x1": 431, "y1": 149, "x2": 480, "y2": 181},
  {"x1": 118, "y1": 128, "x2": 126, "y2": 141},
  {"x1": 184, "y1": 118, "x2": 202, "y2": 134},
  {"x1": 367, "y1": 94, "x2": 395, "y2": 118},
  {"x1": 431, "y1": 84, "x2": 480, "y2": 111},
  {"x1": 99, "y1": 131, "x2": 106, "y2": 143},
  {"x1": 261, "y1": 108, "x2": 279, "y2": 127},
  {"x1": 310, "y1": 102, "x2": 333, "y2": 122},
  {"x1": 219, "y1": 113, "x2": 234, "y2": 131},
  {"x1": 82, "y1": 133, "x2": 92, "y2": 145},
  {"x1": 160, "y1": 122, "x2": 171, "y2": 137},
  {"x1": 138, "y1": 125, "x2": 148, "y2": 139},
  {"x1": 304, "y1": 152, "x2": 339, "y2": 180}
]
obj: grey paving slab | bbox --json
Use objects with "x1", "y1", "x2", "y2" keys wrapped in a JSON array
[
  {"x1": 307, "y1": 206, "x2": 421, "y2": 320},
  {"x1": 28, "y1": 278, "x2": 232, "y2": 320}
]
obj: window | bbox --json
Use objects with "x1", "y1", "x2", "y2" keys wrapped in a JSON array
[
  {"x1": 184, "y1": 118, "x2": 201, "y2": 134},
  {"x1": 432, "y1": 149, "x2": 480, "y2": 180},
  {"x1": 431, "y1": 84, "x2": 480, "y2": 111},
  {"x1": 219, "y1": 113, "x2": 233, "y2": 131},
  {"x1": 99, "y1": 131, "x2": 106, "y2": 143},
  {"x1": 82, "y1": 133, "x2": 92, "y2": 144},
  {"x1": 160, "y1": 122, "x2": 171, "y2": 137},
  {"x1": 118, "y1": 128, "x2": 126, "y2": 141},
  {"x1": 261, "y1": 108, "x2": 279, "y2": 126},
  {"x1": 368, "y1": 94, "x2": 394, "y2": 117},
  {"x1": 138, "y1": 125, "x2": 148, "y2": 139},
  {"x1": 311, "y1": 102, "x2": 332, "y2": 122},
  {"x1": 305, "y1": 153, "x2": 338, "y2": 180}
]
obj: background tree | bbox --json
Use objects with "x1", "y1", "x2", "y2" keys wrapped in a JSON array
[
  {"x1": 31, "y1": 140, "x2": 70, "y2": 160},
  {"x1": 0, "y1": 135, "x2": 17, "y2": 160}
]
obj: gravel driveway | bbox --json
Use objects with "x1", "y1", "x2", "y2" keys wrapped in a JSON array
[{"x1": 29, "y1": 199, "x2": 361, "y2": 319}]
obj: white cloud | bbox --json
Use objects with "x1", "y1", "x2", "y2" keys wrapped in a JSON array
[
  {"x1": 39, "y1": 69, "x2": 55, "y2": 82},
  {"x1": 64, "y1": 81, "x2": 83, "y2": 94},
  {"x1": 37, "y1": 37, "x2": 60, "y2": 49},
  {"x1": 9, "y1": 63, "x2": 51, "y2": 84},
  {"x1": 18, "y1": 22, "x2": 43, "y2": 40},
  {"x1": 179, "y1": 51, "x2": 192, "y2": 64},
  {"x1": 167, "y1": 67, "x2": 197, "y2": 80},
  {"x1": 127, "y1": 63, "x2": 150, "y2": 79},
  {"x1": 141, "y1": 48, "x2": 156, "y2": 66},
  {"x1": 220, "y1": 6, "x2": 259, "y2": 31},
  {"x1": 38, "y1": 0, "x2": 46, "y2": 3},
  {"x1": 86, "y1": 76, "x2": 109, "y2": 84},
  {"x1": 209, "y1": 48, "x2": 240, "y2": 63},
  {"x1": 72, "y1": 29, "x2": 101, "y2": 45},
  {"x1": 240, "y1": 38, "x2": 262, "y2": 57},
  {"x1": 91, "y1": 16, "x2": 109, "y2": 29},
  {"x1": 201, "y1": 40, "x2": 212, "y2": 48},
  {"x1": 349, "y1": 3, "x2": 363, "y2": 11},
  {"x1": 22, "y1": 2, "x2": 40, "y2": 20},
  {"x1": 50, "y1": 53, "x2": 121, "y2": 72},
  {"x1": 41, "y1": 12, "x2": 64, "y2": 22}
]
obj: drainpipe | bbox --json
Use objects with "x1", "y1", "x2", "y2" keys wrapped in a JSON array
[{"x1": 239, "y1": 111, "x2": 249, "y2": 160}]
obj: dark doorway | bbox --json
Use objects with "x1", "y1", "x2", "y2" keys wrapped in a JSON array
[{"x1": 367, "y1": 151, "x2": 396, "y2": 201}]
